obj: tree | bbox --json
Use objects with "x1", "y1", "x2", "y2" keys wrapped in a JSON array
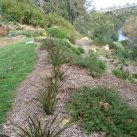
[{"x1": 42, "y1": 0, "x2": 87, "y2": 24}]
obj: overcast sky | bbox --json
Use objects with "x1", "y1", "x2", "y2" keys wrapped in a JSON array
[{"x1": 93, "y1": 0, "x2": 137, "y2": 10}]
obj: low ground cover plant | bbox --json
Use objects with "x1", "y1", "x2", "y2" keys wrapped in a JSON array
[
  {"x1": 128, "y1": 73, "x2": 137, "y2": 84},
  {"x1": 67, "y1": 86, "x2": 137, "y2": 136},
  {"x1": 112, "y1": 68, "x2": 129, "y2": 80},
  {"x1": 71, "y1": 53, "x2": 106, "y2": 77}
]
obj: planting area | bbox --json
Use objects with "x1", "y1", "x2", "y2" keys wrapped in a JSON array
[
  {"x1": 1, "y1": 0, "x2": 137, "y2": 136},
  {"x1": 0, "y1": 37, "x2": 137, "y2": 137}
]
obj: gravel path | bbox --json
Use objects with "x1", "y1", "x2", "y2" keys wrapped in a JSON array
[{"x1": 1, "y1": 44, "x2": 137, "y2": 137}]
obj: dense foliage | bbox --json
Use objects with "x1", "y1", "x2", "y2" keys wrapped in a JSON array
[
  {"x1": 112, "y1": 68, "x2": 129, "y2": 80},
  {"x1": 47, "y1": 27, "x2": 69, "y2": 39},
  {"x1": 74, "y1": 12, "x2": 118, "y2": 45},
  {"x1": 68, "y1": 86, "x2": 137, "y2": 136},
  {"x1": 122, "y1": 16, "x2": 137, "y2": 39},
  {"x1": 0, "y1": 0, "x2": 76, "y2": 34},
  {"x1": 42, "y1": 0, "x2": 88, "y2": 24},
  {"x1": 0, "y1": 0, "x2": 47, "y2": 26},
  {"x1": 41, "y1": 38, "x2": 106, "y2": 77}
]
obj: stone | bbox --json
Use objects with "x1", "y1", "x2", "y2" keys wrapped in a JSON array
[
  {"x1": 100, "y1": 102, "x2": 109, "y2": 111},
  {"x1": 0, "y1": 26, "x2": 9, "y2": 36},
  {"x1": 103, "y1": 44, "x2": 110, "y2": 51},
  {"x1": 81, "y1": 37, "x2": 89, "y2": 40}
]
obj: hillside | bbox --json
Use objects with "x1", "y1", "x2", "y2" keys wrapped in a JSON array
[
  {"x1": 1, "y1": 1, "x2": 137, "y2": 137},
  {"x1": 0, "y1": 0, "x2": 76, "y2": 34},
  {"x1": 122, "y1": 16, "x2": 137, "y2": 39}
]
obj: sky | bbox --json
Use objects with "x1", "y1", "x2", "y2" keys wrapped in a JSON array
[{"x1": 93, "y1": 0, "x2": 137, "y2": 10}]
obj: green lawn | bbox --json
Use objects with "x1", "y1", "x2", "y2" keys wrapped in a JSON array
[{"x1": 0, "y1": 40, "x2": 37, "y2": 124}]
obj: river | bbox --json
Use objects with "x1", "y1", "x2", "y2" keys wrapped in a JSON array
[{"x1": 118, "y1": 30, "x2": 129, "y2": 41}]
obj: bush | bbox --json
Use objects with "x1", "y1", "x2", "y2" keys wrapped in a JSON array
[
  {"x1": 38, "y1": 77, "x2": 58, "y2": 115},
  {"x1": 41, "y1": 38, "x2": 105, "y2": 77},
  {"x1": 69, "y1": 32, "x2": 76, "y2": 44},
  {"x1": 0, "y1": 0, "x2": 77, "y2": 35},
  {"x1": 67, "y1": 86, "x2": 137, "y2": 136},
  {"x1": 112, "y1": 68, "x2": 129, "y2": 80},
  {"x1": 130, "y1": 46, "x2": 137, "y2": 60},
  {"x1": 89, "y1": 12, "x2": 118, "y2": 45},
  {"x1": 128, "y1": 73, "x2": 137, "y2": 84},
  {"x1": 70, "y1": 46, "x2": 84, "y2": 55},
  {"x1": 15, "y1": 115, "x2": 70, "y2": 137},
  {"x1": 0, "y1": 0, "x2": 48, "y2": 27},
  {"x1": 47, "y1": 27, "x2": 69, "y2": 39},
  {"x1": 112, "y1": 42, "x2": 129, "y2": 59},
  {"x1": 71, "y1": 53, "x2": 106, "y2": 77}
]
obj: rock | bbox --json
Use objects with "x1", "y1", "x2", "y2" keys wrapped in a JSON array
[
  {"x1": 100, "y1": 102, "x2": 109, "y2": 111},
  {"x1": 90, "y1": 47, "x2": 97, "y2": 53},
  {"x1": 103, "y1": 44, "x2": 109, "y2": 51},
  {"x1": 26, "y1": 41, "x2": 34, "y2": 44},
  {"x1": 0, "y1": 26, "x2": 9, "y2": 36},
  {"x1": 81, "y1": 37, "x2": 89, "y2": 40}
]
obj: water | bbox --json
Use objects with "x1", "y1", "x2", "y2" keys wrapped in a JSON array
[{"x1": 118, "y1": 30, "x2": 129, "y2": 41}]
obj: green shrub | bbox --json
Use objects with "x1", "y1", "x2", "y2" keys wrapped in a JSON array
[
  {"x1": 48, "y1": 46, "x2": 66, "y2": 68},
  {"x1": 121, "y1": 40, "x2": 132, "y2": 47},
  {"x1": 38, "y1": 77, "x2": 59, "y2": 115},
  {"x1": 69, "y1": 32, "x2": 76, "y2": 44},
  {"x1": 128, "y1": 73, "x2": 137, "y2": 84},
  {"x1": 112, "y1": 68, "x2": 129, "y2": 80},
  {"x1": 130, "y1": 46, "x2": 137, "y2": 60},
  {"x1": 71, "y1": 53, "x2": 106, "y2": 77},
  {"x1": 47, "y1": 27, "x2": 69, "y2": 39},
  {"x1": 67, "y1": 86, "x2": 137, "y2": 136},
  {"x1": 0, "y1": 0, "x2": 77, "y2": 35},
  {"x1": 0, "y1": 0, "x2": 48, "y2": 27},
  {"x1": 89, "y1": 13, "x2": 118, "y2": 45},
  {"x1": 78, "y1": 47, "x2": 84, "y2": 54},
  {"x1": 15, "y1": 115, "x2": 70, "y2": 137},
  {"x1": 70, "y1": 46, "x2": 84, "y2": 55},
  {"x1": 113, "y1": 42, "x2": 130, "y2": 59},
  {"x1": 41, "y1": 38, "x2": 105, "y2": 77},
  {"x1": 133, "y1": 73, "x2": 137, "y2": 79}
]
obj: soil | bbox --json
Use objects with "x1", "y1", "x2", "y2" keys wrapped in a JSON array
[
  {"x1": 0, "y1": 36, "x2": 23, "y2": 47},
  {"x1": 0, "y1": 43, "x2": 137, "y2": 137}
]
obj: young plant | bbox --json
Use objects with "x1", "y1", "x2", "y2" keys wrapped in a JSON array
[
  {"x1": 15, "y1": 115, "x2": 70, "y2": 137},
  {"x1": 38, "y1": 77, "x2": 59, "y2": 115},
  {"x1": 53, "y1": 67, "x2": 69, "y2": 83},
  {"x1": 112, "y1": 68, "x2": 129, "y2": 80},
  {"x1": 128, "y1": 73, "x2": 137, "y2": 84},
  {"x1": 48, "y1": 46, "x2": 66, "y2": 68}
]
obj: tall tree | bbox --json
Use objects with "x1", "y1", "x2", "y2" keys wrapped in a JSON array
[{"x1": 42, "y1": 0, "x2": 87, "y2": 24}]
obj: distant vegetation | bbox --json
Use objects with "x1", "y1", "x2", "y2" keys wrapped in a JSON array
[
  {"x1": 74, "y1": 12, "x2": 118, "y2": 45},
  {"x1": 0, "y1": 0, "x2": 76, "y2": 34},
  {"x1": 1, "y1": 0, "x2": 137, "y2": 135},
  {"x1": 122, "y1": 16, "x2": 137, "y2": 39}
]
